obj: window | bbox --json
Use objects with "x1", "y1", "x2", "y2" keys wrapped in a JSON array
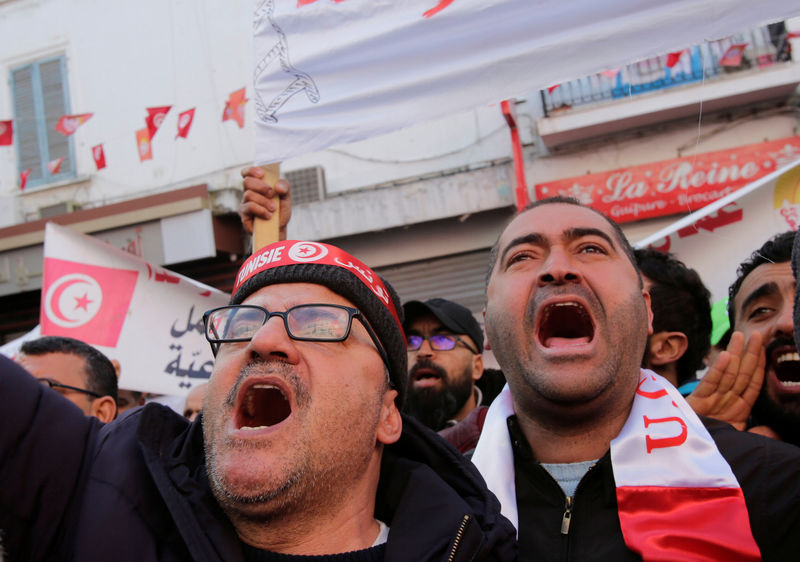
[{"x1": 11, "y1": 55, "x2": 75, "y2": 189}]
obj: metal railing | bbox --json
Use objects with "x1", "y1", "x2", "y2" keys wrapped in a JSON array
[{"x1": 541, "y1": 23, "x2": 793, "y2": 116}]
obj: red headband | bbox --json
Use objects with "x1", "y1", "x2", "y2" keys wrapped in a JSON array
[{"x1": 234, "y1": 240, "x2": 403, "y2": 332}]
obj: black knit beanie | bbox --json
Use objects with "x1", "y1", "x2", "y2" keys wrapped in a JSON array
[{"x1": 231, "y1": 241, "x2": 407, "y2": 407}]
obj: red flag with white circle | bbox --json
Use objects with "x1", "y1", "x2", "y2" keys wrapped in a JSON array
[
  {"x1": 55, "y1": 113, "x2": 93, "y2": 136},
  {"x1": 41, "y1": 258, "x2": 139, "y2": 347},
  {"x1": 176, "y1": 108, "x2": 195, "y2": 139},
  {"x1": 41, "y1": 223, "x2": 228, "y2": 395},
  {"x1": 92, "y1": 144, "x2": 106, "y2": 170},
  {"x1": 145, "y1": 106, "x2": 172, "y2": 139}
]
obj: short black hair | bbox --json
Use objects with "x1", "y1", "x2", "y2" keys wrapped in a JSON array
[
  {"x1": 635, "y1": 248, "x2": 711, "y2": 385},
  {"x1": 487, "y1": 196, "x2": 641, "y2": 285},
  {"x1": 728, "y1": 231, "x2": 795, "y2": 328},
  {"x1": 20, "y1": 336, "x2": 118, "y2": 401}
]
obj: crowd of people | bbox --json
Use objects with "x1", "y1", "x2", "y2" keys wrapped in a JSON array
[{"x1": 1, "y1": 169, "x2": 799, "y2": 561}]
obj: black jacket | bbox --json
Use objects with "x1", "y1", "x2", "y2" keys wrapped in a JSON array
[
  {"x1": 509, "y1": 415, "x2": 800, "y2": 561},
  {"x1": 0, "y1": 356, "x2": 516, "y2": 561}
]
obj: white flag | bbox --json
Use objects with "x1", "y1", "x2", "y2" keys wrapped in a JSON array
[
  {"x1": 40, "y1": 223, "x2": 229, "y2": 396},
  {"x1": 635, "y1": 158, "x2": 800, "y2": 301},
  {"x1": 254, "y1": 0, "x2": 800, "y2": 163}
]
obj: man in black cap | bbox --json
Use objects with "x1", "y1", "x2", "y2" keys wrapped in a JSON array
[
  {"x1": 403, "y1": 298, "x2": 486, "y2": 432},
  {"x1": 0, "y1": 240, "x2": 515, "y2": 561}
]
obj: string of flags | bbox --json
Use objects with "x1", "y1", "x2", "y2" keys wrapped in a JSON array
[
  {"x1": 545, "y1": 41, "x2": 754, "y2": 96},
  {"x1": 1, "y1": 87, "x2": 248, "y2": 189}
]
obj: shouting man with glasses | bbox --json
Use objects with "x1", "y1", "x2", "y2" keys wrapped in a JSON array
[
  {"x1": 17, "y1": 335, "x2": 118, "y2": 423},
  {"x1": 0, "y1": 240, "x2": 515, "y2": 561},
  {"x1": 403, "y1": 298, "x2": 486, "y2": 433}
]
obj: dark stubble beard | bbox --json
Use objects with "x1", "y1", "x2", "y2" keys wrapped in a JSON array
[
  {"x1": 752, "y1": 336, "x2": 800, "y2": 446},
  {"x1": 204, "y1": 360, "x2": 313, "y2": 521},
  {"x1": 404, "y1": 359, "x2": 474, "y2": 431},
  {"x1": 205, "y1": 359, "x2": 386, "y2": 526}
]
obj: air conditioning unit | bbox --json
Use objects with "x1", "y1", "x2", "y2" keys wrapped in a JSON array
[
  {"x1": 285, "y1": 166, "x2": 326, "y2": 205},
  {"x1": 38, "y1": 201, "x2": 81, "y2": 219}
]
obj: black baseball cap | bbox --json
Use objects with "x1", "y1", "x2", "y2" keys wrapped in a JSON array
[{"x1": 402, "y1": 298, "x2": 484, "y2": 354}]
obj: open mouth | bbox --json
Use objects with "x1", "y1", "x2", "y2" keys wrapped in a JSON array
[
  {"x1": 772, "y1": 347, "x2": 800, "y2": 389},
  {"x1": 410, "y1": 361, "x2": 445, "y2": 388},
  {"x1": 537, "y1": 301, "x2": 594, "y2": 348},
  {"x1": 413, "y1": 371, "x2": 441, "y2": 389},
  {"x1": 235, "y1": 383, "x2": 292, "y2": 430}
]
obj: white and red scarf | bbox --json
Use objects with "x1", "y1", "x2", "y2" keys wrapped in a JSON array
[{"x1": 472, "y1": 369, "x2": 760, "y2": 561}]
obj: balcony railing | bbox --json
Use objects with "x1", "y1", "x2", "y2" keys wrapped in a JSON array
[{"x1": 541, "y1": 23, "x2": 793, "y2": 116}]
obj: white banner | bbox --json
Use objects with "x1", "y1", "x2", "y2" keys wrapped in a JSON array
[
  {"x1": 40, "y1": 223, "x2": 229, "y2": 396},
  {"x1": 635, "y1": 159, "x2": 800, "y2": 301},
  {"x1": 0, "y1": 325, "x2": 41, "y2": 360},
  {"x1": 253, "y1": 0, "x2": 800, "y2": 163}
]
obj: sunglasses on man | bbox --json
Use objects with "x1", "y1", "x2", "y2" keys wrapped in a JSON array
[{"x1": 406, "y1": 334, "x2": 479, "y2": 354}]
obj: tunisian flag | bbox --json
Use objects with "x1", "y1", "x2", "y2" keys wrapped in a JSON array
[
  {"x1": 145, "y1": 106, "x2": 172, "y2": 139},
  {"x1": 222, "y1": 88, "x2": 247, "y2": 128},
  {"x1": 136, "y1": 128, "x2": 153, "y2": 161},
  {"x1": 92, "y1": 144, "x2": 106, "y2": 170},
  {"x1": 55, "y1": 113, "x2": 93, "y2": 136},
  {"x1": 46, "y1": 157, "x2": 65, "y2": 174},
  {"x1": 41, "y1": 223, "x2": 228, "y2": 395},
  {"x1": 176, "y1": 108, "x2": 195, "y2": 139},
  {"x1": 0, "y1": 120, "x2": 12, "y2": 145},
  {"x1": 19, "y1": 169, "x2": 31, "y2": 191},
  {"x1": 41, "y1": 258, "x2": 138, "y2": 348}
]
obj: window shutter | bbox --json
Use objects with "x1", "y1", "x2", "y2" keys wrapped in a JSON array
[
  {"x1": 12, "y1": 65, "x2": 44, "y2": 182},
  {"x1": 11, "y1": 56, "x2": 74, "y2": 188},
  {"x1": 39, "y1": 58, "x2": 71, "y2": 175}
]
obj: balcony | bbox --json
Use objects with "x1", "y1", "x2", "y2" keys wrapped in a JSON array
[{"x1": 538, "y1": 23, "x2": 800, "y2": 148}]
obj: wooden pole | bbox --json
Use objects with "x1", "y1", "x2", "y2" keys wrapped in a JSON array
[{"x1": 252, "y1": 162, "x2": 281, "y2": 251}]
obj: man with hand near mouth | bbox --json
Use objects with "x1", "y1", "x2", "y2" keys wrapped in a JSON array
[
  {"x1": 471, "y1": 197, "x2": 800, "y2": 561},
  {"x1": 402, "y1": 298, "x2": 485, "y2": 431},
  {"x1": 0, "y1": 240, "x2": 515, "y2": 561},
  {"x1": 728, "y1": 231, "x2": 800, "y2": 445}
]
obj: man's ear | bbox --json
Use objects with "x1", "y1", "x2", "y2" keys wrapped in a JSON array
[
  {"x1": 472, "y1": 352, "x2": 484, "y2": 381},
  {"x1": 91, "y1": 396, "x2": 118, "y2": 423},
  {"x1": 647, "y1": 331, "x2": 689, "y2": 366},
  {"x1": 376, "y1": 390, "x2": 402, "y2": 445},
  {"x1": 642, "y1": 290, "x2": 654, "y2": 335}
]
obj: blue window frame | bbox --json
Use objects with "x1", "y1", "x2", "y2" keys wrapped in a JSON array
[{"x1": 11, "y1": 55, "x2": 76, "y2": 189}]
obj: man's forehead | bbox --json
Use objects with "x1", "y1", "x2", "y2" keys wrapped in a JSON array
[
  {"x1": 243, "y1": 282, "x2": 353, "y2": 307},
  {"x1": 501, "y1": 203, "x2": 618, "y2": 247},
  {"x1": 736, "y1": 261, "x2": 794, "y2": 308},
  {"x1": 18, "y1": 352, "x2": 87, "y2": 380}
]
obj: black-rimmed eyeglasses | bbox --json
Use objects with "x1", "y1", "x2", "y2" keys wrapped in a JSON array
[
  {"x1": 37, "y1": 378, "x2": 102, "y2": 399},
  {"x1": 406, "y1": 334, "x2": 478, "y2": 354},
  {"x1": 203, "y1": 304, "x2": 392, "y2": 383}
]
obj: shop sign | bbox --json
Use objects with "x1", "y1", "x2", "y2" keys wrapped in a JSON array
[{"x1": 535, "y1": 137, "x2": 800, "y2": 223}]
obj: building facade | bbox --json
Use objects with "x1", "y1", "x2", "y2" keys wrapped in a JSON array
[{"x1": 0, "y1": 0, "x2": 798, "y2": 350}]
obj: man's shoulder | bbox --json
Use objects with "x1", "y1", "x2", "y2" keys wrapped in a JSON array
[
  {"x1": 702, "y1": 416, "x2": 800, "y2": 560},
  {"x1": 95, "y1": 402, "x2": 197, "y2": 464},
  {"x1": 379, "y1": 414, "x2": 517, "y2": 561},
  {"x1": 439, "y1": 405, "x2": 488, "y2": 455},
  {"x1": 702, "y1": 415, "x2": 800, "y2": 463}
]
